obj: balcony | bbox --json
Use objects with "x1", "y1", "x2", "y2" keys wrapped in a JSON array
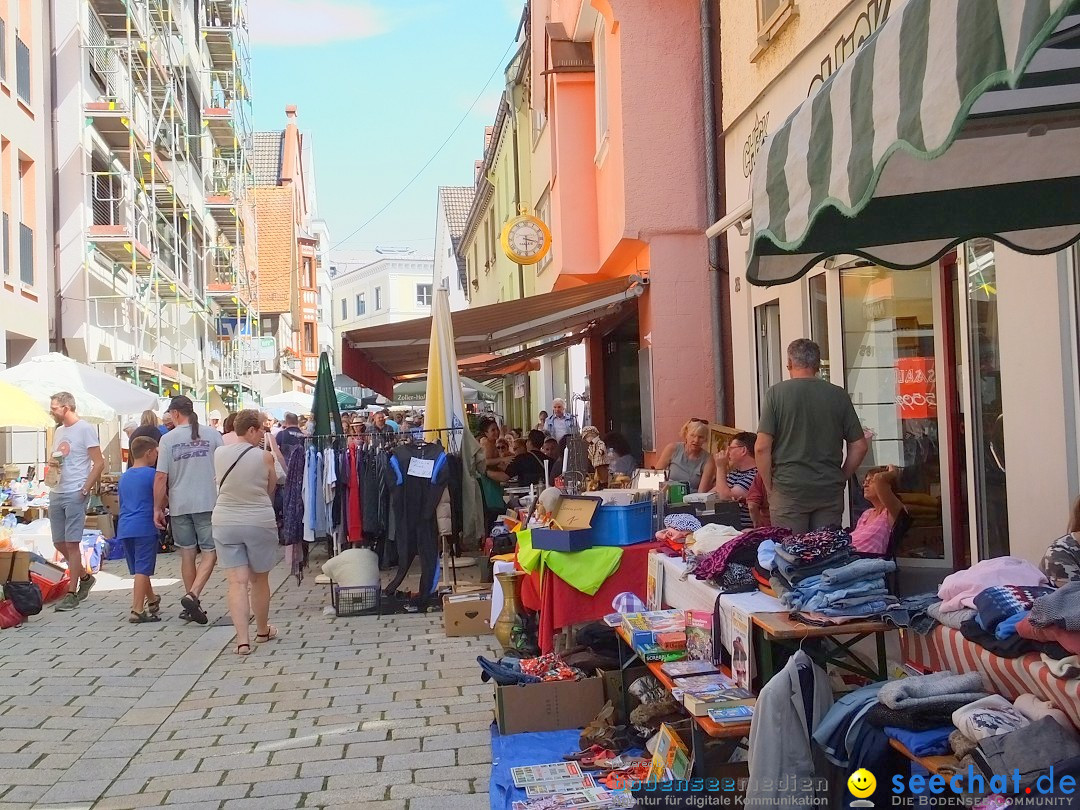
[
  {"x1": 88, "y1": 172, "x2": 153, "y2": 273},
  {"x1": 204, "y1": 246, "x2": 252, "y2": 313},
  {"x1": 301, "y1": 355, "x2": 318, "y2": 378},
  {"x1": 18, "y1": 224, "x2": 33, "y2": 286},
  {"x1": 90, "y1": 0, "x2": 148, "y2": 39}
]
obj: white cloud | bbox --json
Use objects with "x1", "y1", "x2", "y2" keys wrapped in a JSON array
[{"x1": 250, "y1": 0, "x2": 389, "y2": 46}]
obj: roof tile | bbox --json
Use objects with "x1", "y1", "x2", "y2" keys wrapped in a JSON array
[{"x1": 254, "y1": 186, "x2": 295, "y2": 314}]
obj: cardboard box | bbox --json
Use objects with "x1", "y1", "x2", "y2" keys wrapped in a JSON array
[
  {"x1": 100, "y1": 493, "x2": 120, "y2": 517},
  {"x1": 84, "y1": 514, "x2": 115, "y2": 540},
  {"x1": 0, "y1": 550, "x2": 30, "y2": 583},
  {"x1": 494, "y1": 677, "x2": 606, "y2": 735},
  {"x1": 443, "y1": 591, "x2": 492, "y2": 637},
  {"x1": 598, "y1": 665, "x2": 650, "y2": 724},
  {"x1": 531, "y1": 495, "x2": 599, "y2": 551}
]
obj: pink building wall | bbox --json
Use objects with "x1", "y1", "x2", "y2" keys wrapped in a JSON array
[{"x1": 541, "y1": 0, "x2": 714, "y2": 457}]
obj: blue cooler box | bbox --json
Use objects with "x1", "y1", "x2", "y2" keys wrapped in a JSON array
[{"x1": 590, "y1": 501, "x2": 653, "y2": 546}]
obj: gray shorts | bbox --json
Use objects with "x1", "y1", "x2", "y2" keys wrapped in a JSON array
[
  {"x1": 172, "y1": 512, "x2": 215, "y2": 553},
  {"x1": 213, "y1": 525, "x2": 279, "y2": 573},
  {"x1": 50, "y1": 490, "x2": 89, "y2": 546}
]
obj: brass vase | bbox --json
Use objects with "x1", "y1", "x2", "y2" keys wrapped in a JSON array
[{"x1": 493, "y1": 571, "x2": 527, "y2": 653}]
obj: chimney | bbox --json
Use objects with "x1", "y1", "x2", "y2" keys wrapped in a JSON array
[{"x1": 285, "y1": 105, "x2": 298, "y2": 120}]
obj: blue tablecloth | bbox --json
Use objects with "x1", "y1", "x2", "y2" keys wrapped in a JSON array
[{"x1": 489, "y1": 724, "x2": 582, "y2": 810}]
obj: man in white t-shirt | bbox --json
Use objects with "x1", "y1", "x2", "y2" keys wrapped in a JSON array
[{"x1": 48, "y1": 392, "x2": 105, "y2": 612}]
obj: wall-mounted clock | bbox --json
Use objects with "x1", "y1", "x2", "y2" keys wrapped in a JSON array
[{"x1": 500, "y1": 213, "x2": 552, "y2": 266}]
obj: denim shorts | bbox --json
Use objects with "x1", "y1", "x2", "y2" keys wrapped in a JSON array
[
  {"x1": 50, "y1": 490, "x2": 89, "y2": 547},
  {"x1": 123, "y1": 535, "x2": 158, "y2": 577},
  {"x1": 171, "y1": 512, "x2": 215, "y2": 552}
]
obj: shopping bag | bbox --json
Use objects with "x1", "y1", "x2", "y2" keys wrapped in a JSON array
[
  {"x1": 0, "y1": 599, "x2": 24, "y2": 629},
  {"x1": 3, "y1": 581, "x2": 42, "y2": 616}
]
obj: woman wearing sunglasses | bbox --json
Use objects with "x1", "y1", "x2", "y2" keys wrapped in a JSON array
[{"x1": 656, "y1": 418, "x2": 715, "y2": 493}]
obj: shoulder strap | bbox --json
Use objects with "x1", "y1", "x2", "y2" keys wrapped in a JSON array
[{"x1": 219, "y1": 445, "x2": 256, "y2": 488}]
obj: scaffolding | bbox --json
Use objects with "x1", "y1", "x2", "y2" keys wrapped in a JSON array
[{"x1": 80, "y1": 0, "x2": 258, "y2": 410}]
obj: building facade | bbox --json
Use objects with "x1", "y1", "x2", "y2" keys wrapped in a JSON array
[
  {"x1": 718, "y1": 0, "x2": 1080, "y2": 586},
  {"x1": 528, "y1": 0, "x2": 715, "y2": 457},
  {"x1": 332, "y1": 251, "x2": 434, "y2": 358},
  {"x1": 433, "y1": 186, "x2": 472, "y2": 313},
  {"x1": 0, "y1": 0, "x2": 52, "y2": 370},
  {"x1": 251, "y1": 106, "x2": 322, "y2": 391},
  {"x1": 51, "y1": 0, "x2": 259, "y2": 414}
]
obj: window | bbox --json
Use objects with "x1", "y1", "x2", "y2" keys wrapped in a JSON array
[
  {"x1": 808, "y1": 273, "x2": 831, "y2": 381},
  {"x1": 536, "y1": 190, "x2": 552, "y2": 273},
  {"x1": 486, "y1": 209, "x2": 497, "y2": 271},
  {"x1": 594, "y1": 19, "x2": 608, "y2": 148},
  {"x1": 754, "y1": 301, "x2": 782, "y2": 409},
  {"x1": 0, "y1": 16, "x2": 7, "y2": 82},
  {"x1": 17, "y1": 156, "x2": 33, "y2": 286},
  {"x1": 416, "y1": 283, "x2": 432, "y2": 307},
  {"x1": 303, "y1": 322, "x2": 314, "y2": 354},
  {"x1": 374, "y1": 286, "x2": 382, "y2": 310},
  {"x1": 15, "y1": 34, "x2": 28, "y2": 103},
  {"x1": 355, "y1": 293, "x2": 365, "y2": 317},
  {"x1": 341, "y1": 298, "x2": 347, "y2": 320},
  {"x1": 755, "y1": 0, "x2": 797, "y2": 52},
  {"x1": 302, "y1": 256, "x2": 314, "y2": 288}
]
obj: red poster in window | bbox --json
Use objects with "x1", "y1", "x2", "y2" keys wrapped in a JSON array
[{"x1": 896, "y1": 357, "x2": 936, "y2": 420}]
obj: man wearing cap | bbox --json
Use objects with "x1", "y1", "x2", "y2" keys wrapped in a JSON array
[
  {"x1": 154, "y1": 396, "x2": 223, "y2": 624},
  {"x1": 208, "y1": 410, "x2": 222, "y2": 432}
]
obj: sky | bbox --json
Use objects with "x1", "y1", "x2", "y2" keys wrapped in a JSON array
[{"x1": 250, "y1": 0, "x2": 524, "y2": 259}]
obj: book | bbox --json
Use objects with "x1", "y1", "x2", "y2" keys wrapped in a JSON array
[
  {"x1": 661, "y1": 659, "x2": 720, "y2": 679},
  {"x1": 646, "y1": 552, "x2": 664, "y2": 611},
  {"x1": 646, "y1": 723, "x2": 692, "y2": 784},
  {"x1": 672, "y1": 673, "x2": 734, "y2": 690},
  {"x1": 683, "y1": 687, "x2": 754, "y2": 717},
  {"x1": 636, "y1": 643, "x2": 686, "y2": 663},
  {"x1": 655, "y1": 631, "x2": 686, "y2": 651},
  {"x1": 684, "y1": 610, "x2": 714, "y2": 662},
  {"x1": 707, "y1": 704, "x2": 755, "y2": 724}
]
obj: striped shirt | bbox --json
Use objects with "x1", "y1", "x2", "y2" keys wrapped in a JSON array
[{"x1": 726, "y1": 467, "x2": 758, "y2": 529}]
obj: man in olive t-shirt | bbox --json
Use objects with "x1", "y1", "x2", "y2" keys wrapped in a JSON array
[{"x1": 755, "y1": 339, "x2": 868, "y2": 533}]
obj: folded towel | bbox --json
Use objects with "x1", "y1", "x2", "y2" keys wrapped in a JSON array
[{"x1": 878, "y1": 671, "x2": 987, "y2": 710}]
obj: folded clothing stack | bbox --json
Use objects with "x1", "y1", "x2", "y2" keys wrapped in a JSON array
[
  {"x1": 973, "y1": 585, "x2": 1056, "y2": 639},
  {"x1": 690, "y1": 526, "x2": 789, "y2": 591},
  {"x1": 970, "y1": 716, "x2": 1080, "y2": 790},
  {"x1": 779, "y1": 555, "x2": 898, "y2": 618},
  {"x1": 1030, "y1": 581, "x2": 1080, "y2": 632},
  {"x1": 866, "y1": 671, "x2": 989, "y2": 731}
]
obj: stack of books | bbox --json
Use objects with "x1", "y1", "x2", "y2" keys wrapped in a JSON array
[{"x1": 673, "y1": 672, "x2": 755, "y2": 717}]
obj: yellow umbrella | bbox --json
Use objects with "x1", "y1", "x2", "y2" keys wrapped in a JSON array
[{"x1": 0, "y1": 381, "x2": 54, "y2": 428}]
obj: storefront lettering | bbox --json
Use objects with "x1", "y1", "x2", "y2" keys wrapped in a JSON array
[
  {"x1": 896, "y1": 357, "x2": 937, "y2": 420},
  {"x1": 742, "y1": 111, "x2": 770, "y2": 178},
  {"x1": 807, "y1": 0, "x2": 892, "y2": 96}
]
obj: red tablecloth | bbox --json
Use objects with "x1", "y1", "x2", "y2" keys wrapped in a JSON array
[{"x1": 520, "y1": 541, "x2": 666, "y2": 654}]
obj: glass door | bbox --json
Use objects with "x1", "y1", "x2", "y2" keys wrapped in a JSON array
[
  {"x1": 964, "y1": 239, "x2": 1010, "y2": 559},
  {"x1": 755, "y1": 301, "x2": 782, "y2": 410},
  {"x1": 840, "y1": 265, "x2": 947, "y2": 565}
]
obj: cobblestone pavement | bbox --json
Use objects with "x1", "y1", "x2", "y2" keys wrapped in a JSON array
[{"x1": 0, "y1": 549, "x2": 498, "y2": 809}]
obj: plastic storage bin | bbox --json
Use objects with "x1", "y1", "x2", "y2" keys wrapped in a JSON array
[{"x1": 590, "y1": 501, "x2": 653, "y2": 546}]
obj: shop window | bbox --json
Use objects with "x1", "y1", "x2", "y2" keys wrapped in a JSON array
[
  {"x1": 964, "y1": 239, "x2": 1009, "y2": 559},
  {"x1": 841, "y1": 264, "x2": 944, "y2": 560},
  {"x1": 808, "y1": 272, "x2": 831, "y2": 381}
]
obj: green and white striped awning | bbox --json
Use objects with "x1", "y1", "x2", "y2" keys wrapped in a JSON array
[{"x1": 748, "y1": 0, "x2": 1080, "y2": 287}]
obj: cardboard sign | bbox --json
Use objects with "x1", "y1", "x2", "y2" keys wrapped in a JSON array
[{"x1": 551, "y1": 495, "x2": 599, "y2": 530}]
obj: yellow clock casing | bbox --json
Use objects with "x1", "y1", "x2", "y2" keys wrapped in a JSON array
[{"x1": 500, "y1": 214, "x2": 552, "y2": 265}]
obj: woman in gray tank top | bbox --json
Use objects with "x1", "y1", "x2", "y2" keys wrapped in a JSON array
[{"x1": 656, "y1": 419, "x2": 716, "y2": 492}]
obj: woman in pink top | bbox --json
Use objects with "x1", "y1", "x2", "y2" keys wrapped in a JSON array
[{"x1": 850, "y1": 465, "x2": 906, "y2": 555}]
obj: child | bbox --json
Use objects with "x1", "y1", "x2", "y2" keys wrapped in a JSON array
[{"x1": 118, "y1": 437, "x2": 161, "y2": 623}]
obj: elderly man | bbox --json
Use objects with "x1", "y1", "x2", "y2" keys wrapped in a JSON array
[
  {"x1": 756, "y1": 339, "x2": 868, "y2": 533},
  {"x1": 543, "y1": 399, "x2": 575, "y2": 441}
]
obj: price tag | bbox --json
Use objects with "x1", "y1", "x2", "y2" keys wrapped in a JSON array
[{"x1": 407, "y1": 457, "x2": 435, "y2": 479}]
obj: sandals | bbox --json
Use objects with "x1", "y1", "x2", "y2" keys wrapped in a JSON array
[
  {"x1": 254, "y1": 625, "x2": 278, "y2": 643},
  {"x1": 128, "y1": 610, "x2": 161, "y2": 624},
  {"x1": 146, "y1": 595, "x2": 161, "y2": 617},
  {"x1": 181, "y1": 593, "x2": 208, "y2": 625},
  {"x1": 236, "y1": 643, "x2": 253, "y2": 656}
]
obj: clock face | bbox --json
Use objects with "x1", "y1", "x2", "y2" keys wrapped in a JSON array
[{"x1": 507, "y1": 219, "x2": 547, "y2": 259}]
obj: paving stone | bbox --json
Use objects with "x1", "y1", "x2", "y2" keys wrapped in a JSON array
[
  {"x1": 249, "y1": 777, "x2": 325, "y2": 797},
  {"x1": 410, "y1": 795, "x2": 490, "y2": 810},
  {"x1": 422, "y1": 730, "x2": 492, "y2": 751},
  {"x1": 222, "y1": 796, "x2": 304, "y2": 810},
  {"x1": 270, "y1": 743, "x2": 344, "y2": 765},
  {"x1": 298, "y1": 756, "x2": 379, "y2": 777},
  {"x1": 379, "y1": 749, "x2": 456, "y2": 771},
  {"x1": 221, "y1": 764, "x2": 299, "y2": 784},
  {"x1": 0, "y1": 784, "x2": 50, "y2": 803},
  {"x1": 94, "y1": 791, "x2": 169, "y2": 810},
  {"x1": 163, "y1": 784, "x2": 249, "y2": 803},
  {"x1": 457, "y1": 744, "x2": 493, "y2": 765},
  {"x1": 414, "y1": 764, "x2": 493, "y2": 783},
  {"x1": 197, "y1": 751, "x2": 272, "y2": 771},
  {"x1": 145, "y1": 770, "x2": 225, "y2": 793},
  {"x1": 300, "y1": 790, "x2": 406, "y2": 807},
  {"x1": 389, "y1": 780, "x2": 472, "y2": 799},
  {"x1": 36, "y1": 778, "x2": 114, "y2": 805}
]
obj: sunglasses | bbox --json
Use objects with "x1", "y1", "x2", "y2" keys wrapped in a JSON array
[{"x1": 689, "y1": 417, "x2": 709, "y2": 424}]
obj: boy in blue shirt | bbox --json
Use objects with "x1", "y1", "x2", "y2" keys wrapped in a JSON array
[{"x1": 119, "y1": 437, "x2": 162, "y2": 623}]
